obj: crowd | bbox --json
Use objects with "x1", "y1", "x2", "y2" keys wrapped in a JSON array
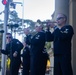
[{"x1": 1, "y1": 13, "x2": 74, "y2": 75}]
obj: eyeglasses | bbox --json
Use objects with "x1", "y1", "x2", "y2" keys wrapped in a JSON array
[
  {"x1": 6, "y1": 37, "x2": 11, "y2": 39},
  {"x1": 56, "y1": 17, "x2": 64, "y2": 21}
]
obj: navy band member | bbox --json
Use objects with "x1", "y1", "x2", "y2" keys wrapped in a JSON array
[
  {"x1": 24, "y1": 28, "x2": 31, "y2": 46},
  {"x1": 30, "y1": 21, "x2": 49, "y2": 75},
  {"x1": 1, "y1": 33, "x2": 23, "y2": 75},
  {"x1": 21, "y1": 28, "x2": 31, "y2": 75},
  {"x1": 21, "y1": 42, "x2": 30, "y2": 75},
  {"x1": 46, "y1": 13, "x2": 74, "y2": 75}
]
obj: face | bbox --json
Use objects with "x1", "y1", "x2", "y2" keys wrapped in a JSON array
[
  {"x1": 35, "y1": 26, "x2": 40, "y2": 32},
  {"x1": 56, "y1": 14, "x2": 66, "y2": 26},
  {"x1": 24, "y1": 28, "x2": 29, "y2": 35},
  {"x1": 6, "y1": 34, "x2": 12, "y2": 43}
]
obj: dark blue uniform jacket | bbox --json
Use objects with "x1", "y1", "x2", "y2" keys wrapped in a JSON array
[
  {"x1": 1, "y1": 39, "x2": 23, "y2": 62},
  {"x1": 30, "y1": 31, "x2": 45, "y2": 55},
  {"x1": 46, "y1": 25, "x2": 74, "y2": 55}
]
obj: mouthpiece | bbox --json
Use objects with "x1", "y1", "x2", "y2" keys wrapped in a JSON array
[{"x1": 42, "y1": 21, "x2": 57, "y2": 24}]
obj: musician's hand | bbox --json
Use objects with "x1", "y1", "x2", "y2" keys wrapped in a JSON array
[{"x1": 13, "y1": 51, "x2": 18, "y2": 57}]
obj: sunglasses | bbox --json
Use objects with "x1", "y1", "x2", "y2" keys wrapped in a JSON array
[
  {"x1": 56, "y1": 17, "x2": 64, "y2": 21},
  {"x1": 6, "y1": 37, "x2": 11, "y2": 39}
]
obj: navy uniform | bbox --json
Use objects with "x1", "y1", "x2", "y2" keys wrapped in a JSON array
[
  {"x1": 1, "y1": 39, "x2": 23, "y2": 75},
  {"x1": 21, "y1": 34, "x2": 31, "y2": 75},
  {"x1": 24, "y1": 34, "x2": 31, "y2": 46},
  {"x1": 46, "y1": 25, "x2": 74, "y2": 75},
  {"x1": 21, "y1": 46, "x2": 30, "y2": 75},
  {"x1": 30, "y1": 31, "x2": 48, "y2": 75}
]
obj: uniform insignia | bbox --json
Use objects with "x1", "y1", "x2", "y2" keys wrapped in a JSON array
[
  {"x1": 35, "y1": 35, "x2": 40, "y2": 39},
  {"x1": 61, "y1": 29, "x2": 68, "y2": 33},
  {"x1": 61, "y1": 31, "x2": 64, "y2": 33},
  {"x1": 31, "y1": 36, "x2": 33, "y2": 39},
  {"x1": 17, "y1": 42, "x2": 20, "y2": 44},
  {"x1": 64, "y1": 29, "x2": 68, "y2": 33}
]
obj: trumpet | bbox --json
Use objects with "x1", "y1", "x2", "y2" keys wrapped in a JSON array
[
  {"x1": 37, "y1": 19, "x2": 57, "y2": 24},
  {"x1": 42, "y1": 21, "x2": 57, "y2": 24}
]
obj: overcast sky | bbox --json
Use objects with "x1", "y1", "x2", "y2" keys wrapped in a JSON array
[{"x1": 0, "y1": 0, "x2": 55, "y2": 21}]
